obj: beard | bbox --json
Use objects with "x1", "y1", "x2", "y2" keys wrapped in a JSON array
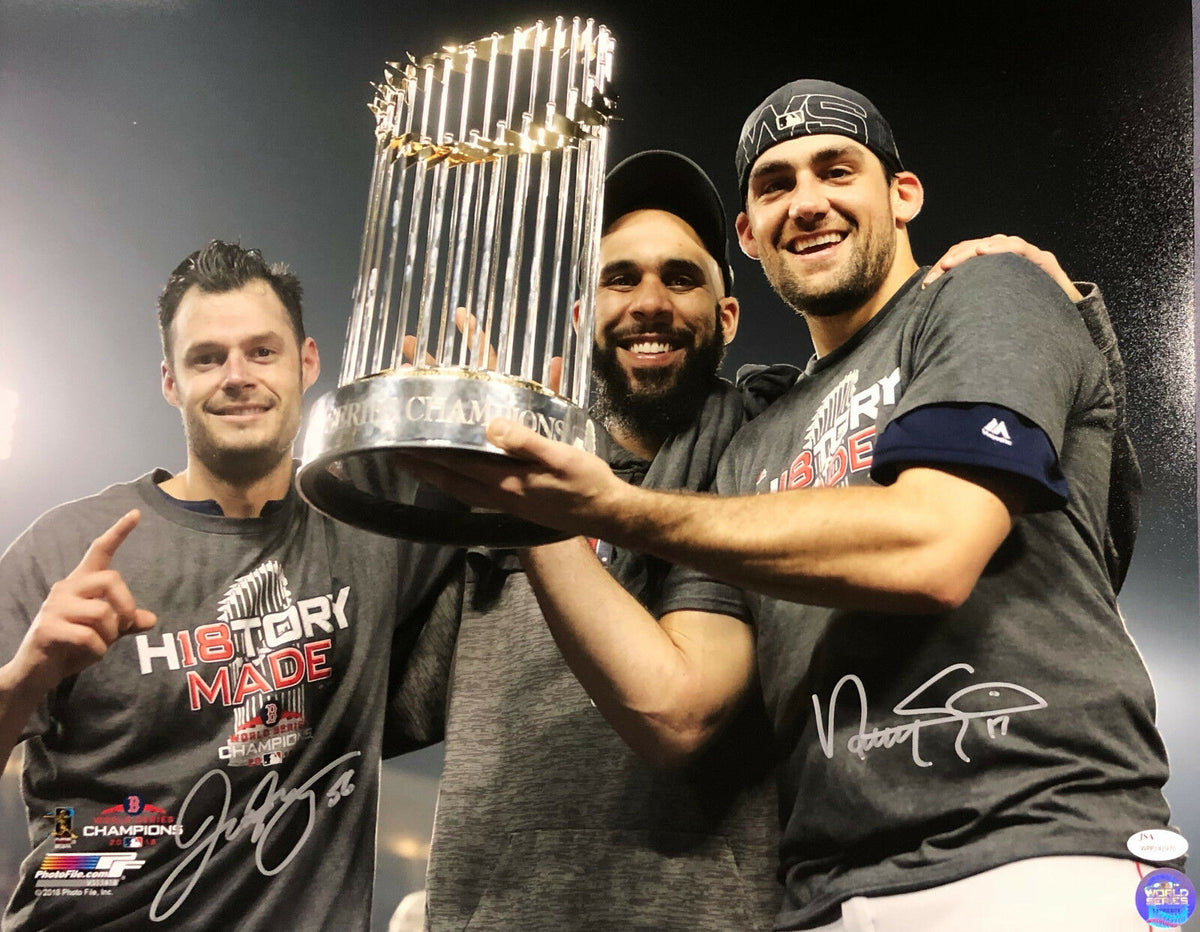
[
  {"x1": 764, "y1": 216, "x2": 896, "y2": 319},
  {"x1": 590, "y1": 306, "x2": 726, "y2": 447},
  {"x1": 181, "y1": 405, "x2": 298, "y2": 486}
]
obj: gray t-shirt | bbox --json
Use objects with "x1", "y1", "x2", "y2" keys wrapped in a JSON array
[
  {"x1": 671, "y1": 255, "x2": 1173, "y2": 930},
  {"x1": 0, "y1": 472, "x2": 451, "y2": 931},
  {"x1": 409, "y1": 383, "x2": 783, "y2": 932}
]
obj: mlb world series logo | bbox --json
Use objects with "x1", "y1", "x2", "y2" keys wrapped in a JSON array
[
  {"x1": 1135, "y1": 867, "x2": 1197, "y2": 929},
  {"x1": 775, "y1": 95, "x2": 870, "y2": 144}
]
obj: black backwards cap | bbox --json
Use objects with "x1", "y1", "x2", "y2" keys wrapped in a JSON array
[
  {"x1": 603, "y1": 149, "x2": 735, "y2": 296},
  {"x1": 735, "y1": 79, "x2": 904, "y2": 201}
]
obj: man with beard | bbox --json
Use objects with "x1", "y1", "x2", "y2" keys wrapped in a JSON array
[
  {"x1": 0, "y1": 242, "x2": 453, "y2": 930},
  {"x1": 399, "y1": 82, "x2": 1172, "y2": 932},
  {"x1": 587, "y1": 212, "x2": 733, "y2": 461},
  {"x1": 409, "y1": 150, "x2": 785, "y2": 931}
]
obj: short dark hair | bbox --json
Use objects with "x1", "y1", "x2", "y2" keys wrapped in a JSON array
[{"x1": 157, "y1": 240, "x2": 305, "y2": 362}]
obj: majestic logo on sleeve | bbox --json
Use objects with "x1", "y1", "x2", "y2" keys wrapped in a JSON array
[
  {"x1": 756, "y1": 367, "x2": 901, "y2": 492},
  {"x1": 133, "y1": 561, "x2": 352, "y2": 767},
  {"x1": 981, "y1": 417, "x2": 1013, "y2": 446}
]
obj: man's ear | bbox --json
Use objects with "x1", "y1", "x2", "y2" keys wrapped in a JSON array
[
  {"x1": 571, "y1": 299, "x2": 581, "y2": 334},
  {"x1": 735, "y1": 211, "x2": 760, "y2": 260},
  {"x1": 719, "y1": 296, "x2": 740, "y2": 344},
  {"x1": 161, "y1": 360, "x2": 180, "y2": 408},
  {"x1": 301, "y1": 337, "x2": 321, "y2": 391},
  {"x1": 891, "y1": 171, "x2": 924, "y2": 225}
]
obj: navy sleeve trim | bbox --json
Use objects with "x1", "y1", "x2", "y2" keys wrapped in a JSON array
[{"x1": 871, "y1": 403, "x2": 1069, "y2": 512}]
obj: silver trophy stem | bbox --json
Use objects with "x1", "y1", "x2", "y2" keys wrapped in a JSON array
[
  {"x1": 484, "y1": 33, "x2": 522, "y2": 370},
  {"x1": 341, "y1": 132, "x2": 386, "y2": 385},
  {"x1": 411, "y1": 56, "x2": 456, "y2": 367},
  {"x1": 572, "y1": 23, "x2": 613, "y2": 403},
  {"x1": 537, "y1": 18, "x2": 569, "y2": 387},
  {"x1": 477, "y1": 133, "x2": 506, "y2": 366},
  {"x1": 448, "y1": 152, "x2": 479, "y2": 366},
  {"x1": 549, "y1": 17, "x2": 584, "y2": 391},
  {"x1": 522, "y1": 151, "x2": 553, "y2": 382},
  {"x1": 392, "y1": 64, "x2": 434, "y2": 370},
  {"x1": 507, "y1": 23, "x2": 548, "y2": 375},
  {"x1": 382, "y1": 73, "x2": 417, "y2": 372},
  {"x1": 459, "y1": 35, "x2": 500, "y2": 369},
  {"x1": 436, "y1": 47, "x2": 475, "y2": 364},
  {"x1": 530, "y1": 20, "x2": 569, "y2": 376}
]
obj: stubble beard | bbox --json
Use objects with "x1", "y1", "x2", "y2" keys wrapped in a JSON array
[
  {"x1": 183, "y1": 406, "x2": 298, "y2": 486},
  {"x1": 591, "y1": 307, "x2": 726, "y2": 447},
  {"x1": 767, "y1": 217, "x2": 896, "y2": 319}
]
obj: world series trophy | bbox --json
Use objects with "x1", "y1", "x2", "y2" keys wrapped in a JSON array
[{"x1": 297, "y1": 19, "x2": 616, "y2": 545}]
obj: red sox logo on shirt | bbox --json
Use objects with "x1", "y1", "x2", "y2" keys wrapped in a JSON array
[
  {"x1": 86, "y1": 794, "x2": 181, "y2": 846},
  {"x1": 755, "y1": 367, "x2": 901, "y2": 492}
]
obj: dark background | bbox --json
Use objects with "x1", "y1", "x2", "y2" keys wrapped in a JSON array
[{"x1": 0, "y1": 2, "x2": 1194, "y2": 928}]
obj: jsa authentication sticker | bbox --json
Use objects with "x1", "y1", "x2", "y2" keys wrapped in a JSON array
[{"x1": 1128, "y1": 829, "x2": 1189, "y2": 862}]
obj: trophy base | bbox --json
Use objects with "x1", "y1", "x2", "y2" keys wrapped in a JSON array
[{"x1": 296, "y1": 369, "x2": 595, "y2": 547}]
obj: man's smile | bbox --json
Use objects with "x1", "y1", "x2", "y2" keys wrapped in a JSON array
[
  {"x1": 208, "y1": 401, "x2": 273, "y2": 420},
  {"x1": 785, "y1": 229, "x2": 848, "y2": 258},
  {"x1": 616, "y1": 333, "x2": 687, "y2": 368}
]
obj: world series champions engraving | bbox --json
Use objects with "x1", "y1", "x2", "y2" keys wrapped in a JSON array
[{"x1": 297, "y1": 19, "x2": 616, "y2": 545}]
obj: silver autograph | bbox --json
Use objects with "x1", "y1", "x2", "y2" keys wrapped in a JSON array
[
  {"x1": 813, "y1": 663, "x2": 1046, "y2": 767},
  {"x1": 149, "y1": 752, "x2": 360, "y2": 922}
]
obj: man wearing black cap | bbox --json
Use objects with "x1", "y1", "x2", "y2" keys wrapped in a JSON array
[
  {"x1": 413, "y1": 150, "x2": 784, "y2": 931},
  {"x1": 404, "y1": 82, "x2": 1174, "y2": 931}
]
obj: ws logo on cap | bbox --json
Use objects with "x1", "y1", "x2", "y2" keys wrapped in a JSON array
[
  {"x1": 776, "y1": 95, "x2": 869, "y2": 143},
  {"x1": 736, "y1": 79, "x2": 904, "y2": 196}
]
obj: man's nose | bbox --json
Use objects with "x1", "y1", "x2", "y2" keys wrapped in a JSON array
[
  {"x1": 627, "y1": 277, "x2": 674, "y2": 318},
  {"x1": 221, "y1": 352, "x2": 254, "y2": 388},
  {"x1": 787, "y1": 174, "x2": 830, "y2": 223}
]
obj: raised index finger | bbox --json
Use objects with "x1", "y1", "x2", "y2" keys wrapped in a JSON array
[{"x1": 75, "y1": 509, "x2": 141, "y2": 574}]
